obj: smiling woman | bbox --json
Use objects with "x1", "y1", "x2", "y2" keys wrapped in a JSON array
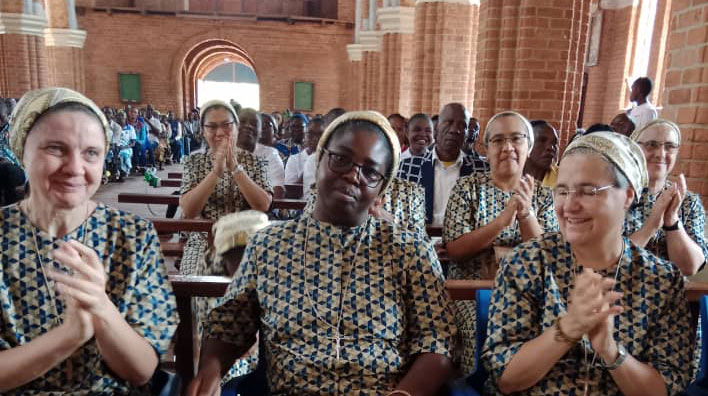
[{"x1": 0, "y1": 87, "x2": 177, "y2": 394}]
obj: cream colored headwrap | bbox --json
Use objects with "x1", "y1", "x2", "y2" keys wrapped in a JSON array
[
  {"x1": 563, "y1": 131, "x2": 648, "y2": 202},
  {"x1": 630, "y1": 118, "x2": 681, "y2": 143},
  {"x1": 200, "y1": 99, "x2": 239, "y2": 127},
  {"x1": 212, "y1": 210, "x2": 270, "y2": 255},
  {"x1": 9, "y1": 87, "x2": 110, "y2": 162},
  {"x1": 483, "y1": 111, "x2": 535, "y2": 151},
  {"x1": 315, "y1": 110, "x2": 401, "y2": 195}
]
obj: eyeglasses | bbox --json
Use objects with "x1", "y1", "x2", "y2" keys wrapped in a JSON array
[
  {"x1": 322, "y1": 148, "x2": 385, "y2": 188},
  {"x1": 203, "y1": 121, "x2": 235, "y2": 134},
  {"x1": 637, "y1": 140, "x2": 679, "y2": 152},
  {"x1": 552, "y1": 184, "x2": 614, "y2": 201},
  {"x1": 487, "y1": 133, "x2": 528, "y2": 148}
]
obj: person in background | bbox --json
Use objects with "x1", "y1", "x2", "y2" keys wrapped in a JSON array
[
  {"x1": 610, "y1": 113, "x2": 636, "y2": 137},
  {"x1": 628, "y1": 77, "x2": 658, "y2": 131},
  {"x1": 401, "y1": 113, "x2": 434, "y2": 160},
  {"x1": 286, "y1": 117, "x2": 325, "y2": 197},
  {"x1": 252, "y1": 111, "x2": 285, "y2": 198},
  {"x1": 625, "y1": 119, "x2": 707, "y2": 275},
  {"x1": 523, "y1": 120, "x2": 560, "y2": 188},
  {"x1": 388, "y1": 113, "x2": 407, "y2": 152}
]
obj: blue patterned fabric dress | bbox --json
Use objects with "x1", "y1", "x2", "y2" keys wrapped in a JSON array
[
  {"x1": 483, "y1": 233, "x2": 694, "y2": 395},
  {"x1": 205, "y1": 214, "x2": 456, "y2": 395},
  {"x1": 624, "y1": 184, "x2": 707, "y2": 267},
  {"x1": 0, "y1": 203, "x2": 178, "y2": 395}
]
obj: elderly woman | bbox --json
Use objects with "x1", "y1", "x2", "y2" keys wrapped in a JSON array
[
  {"x1": 0, "y1": 88, "x2": 177, "y2": 394},
  {"x1": 444, "y1": 111, "x2": 558, "y2": 281},
  {"x1": 179, "y1": 100, "x2": 272, "y2": 276},
  {"x1": 625, "y1": 119, "x2": 707, "y2": 275},
  {"x1": 484, "y1": 132, "x2": 693, "y2": 395},
  {"x1": 187, "y1": 111, "x2": 456, "y2": 396}
]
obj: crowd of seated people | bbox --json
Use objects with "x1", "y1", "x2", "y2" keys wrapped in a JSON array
[{"x1": 0, "y1": 83, "x2": 706, "y2": 396}]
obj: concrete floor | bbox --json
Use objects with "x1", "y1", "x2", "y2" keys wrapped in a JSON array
[{"x1": 93, "y1": 163, "x2": 183, "y2": 218}]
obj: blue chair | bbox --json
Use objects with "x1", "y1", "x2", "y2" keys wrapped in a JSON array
[
  {"x1": 449, "y1": 289, "x2": 492, "y2": 396},
  {"x1": 699, "y1": 295, "x2": 708, "y2": 382}
]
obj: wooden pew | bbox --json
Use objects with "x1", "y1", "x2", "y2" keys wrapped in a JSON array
[
  {"x1": 284, "y1": 184, "x2": 304, "y2": 199},
  {"x1": 117, "y1": 193, "x2": 307, "y2": 211},
  {"x1": 169, "y1": 276, "x2": 708, "y2": 389},
  {"x1": 160, "y1": 179, "x2": 182, "y2": 188},
  {"x1": 168, "y1": 172, "x2": 183, "y2": 179}
]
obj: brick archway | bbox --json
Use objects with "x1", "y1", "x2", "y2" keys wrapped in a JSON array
[{"x1": 179, "y1": 38, "x2": 257, "y2": 115}]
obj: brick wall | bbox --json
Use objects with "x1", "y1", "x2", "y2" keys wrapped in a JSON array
[
  {"x1": 77, "y1": 10, "x2": 353, "y2": 115},
  {"x1": 475, "y1": 0, "x2": 590, "y2": 143},
  {"x1": 0, "y1": 34, "x2": 48, "y2": 98},
  {"x1": 661, "y1": 0, "x2": 708, "y2": 203}
]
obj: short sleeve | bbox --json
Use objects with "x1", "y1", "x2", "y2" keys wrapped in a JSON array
[
  {"x1": 643, "y1": 268, "x2": 693, "y2": 395},
  {"x1": 482, "y1": 247, "x2": 540, "y2": 383},
  {"x1": 681, "y1": 193, "x2": 708, "y2": 264},
  {"x1": 241, "y1": 153, "x2": 273, "y2": 197},
  {"x1": 117, "y1": 221, "x2": 178, "y2": 357},
  {"x1": 268, "y1": 149, "x2": 285, "y2": 187},
  {"x1": 402, "y1": 236, "x2": 456, "y2": 358},
  {"x1": 205, "y1": 237, "x2": 261, "y2": 350},
  {"x1": 443, "y1": 178, "x2": 476, "y2": 243}
]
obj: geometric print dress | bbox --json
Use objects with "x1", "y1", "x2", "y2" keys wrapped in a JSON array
[
  {"x1": 0, "y1": 203, "x2": 177, "y2": 395},
  {"x1": 205, "y1": 214, "x2": 457, "y2": 395},
  {"x1": 443, "y1": 171, "x2": 559, "y2": 374},
  {"x1": 179, "y1": 148, "x2": 272, "y2": 276},
  {"x1": 483, "y1": 232, "x2": 694, "y2": 395}
]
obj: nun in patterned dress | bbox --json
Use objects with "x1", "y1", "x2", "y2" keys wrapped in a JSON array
[
  {"x1": 624, "y1": 119, "x2": 706, "y2": 275},
  {"x1": 0, "y1": 87, "x2": 177, "y2": 394},
  {"x1": 187, "y1": 111, "x2": 457, "y2": 396},
  {"x1": 483, "y1": 131, "x2": 694, "y2": 395}
]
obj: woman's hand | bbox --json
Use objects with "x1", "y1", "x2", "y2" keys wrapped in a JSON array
[
  {"x1": 61, "y1": 293, "x2": 94, "y2": 344},
  {"x1": 49, "y1": 240, "x2": 113, "y2": 324},
  {"x1": 513, "y1": 175, "x2": 535, "y2": 217},
  {"x1": 646, "y1": 186, "x2": 674, "y2": 230},
  {"x1": 498, "y1": 195, "x2": 520, "y2": 229},
  {"x1": 212, "y1": 137, "x2": 234, "y2": 176},
  {"x1": 369, "y1": 196, "x2": 396, "y2": 224},
  {"x1": 186, "y1": 359, "x2": 222, "y2": 396},
  {"x1": 662, "y1": 174, "x2": 686, "y2": 227},
  {"x1": 561, "y1": 268, "x2": 623, "y2": 340}
]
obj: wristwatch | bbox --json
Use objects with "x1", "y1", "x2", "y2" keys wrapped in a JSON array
[
  {"x1": 600, "y1": 344, "x2": 627, "y2": 370},
  {"x1": 233, "y1": 164, "x2": 245, "y2": 175},
  {"x1": 662, "y1": 220, "x2": 681, "y2": 231}
]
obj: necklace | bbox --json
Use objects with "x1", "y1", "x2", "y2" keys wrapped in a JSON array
[
  {"x1": 574, "y1": 239, "x2": 625, "y2": 396},
  {"x1": 23, "y1": 201, "x2": 92, "y2": 382},
  {"x1": 300, "y1": 216, "x2": 366, "y2": 361}
]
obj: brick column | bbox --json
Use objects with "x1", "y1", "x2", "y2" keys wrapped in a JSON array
[
  {"x1": 475, "y1": 0, "x2": 591, "y2": 142},
  {"x1": 661, "y1": 0, "x2": 708, "y2": 203},
  {"x1": 377, "y1": 3, "x2": 415, "y2": 115},
  {"x1": 360, "y1": 30, "x2": 383, "y2": 111},
  {"x1": 411, "y1": 0, "x2": 479, "y2": 115},
  {"x1": 44, "y1": 0, "x2": 86, "y2": 91},
  {"x1": 0, "y1": 0, "x2": 48, "y2": 97}
]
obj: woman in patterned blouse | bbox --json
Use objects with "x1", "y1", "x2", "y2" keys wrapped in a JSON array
[
  {"x1": 625, "y1": 119, "x2": 706, "y2": 275},
  {"x1": 178, "y1": 100, "x2": 272, "y2": 276},
  {"x1": 187, "y1": 111, "x2": 456, "y2": 396},
  {"x1": 444, "y1": 111, "x2": 558, "y2": 281},
  {"x1": 484, "y1": 132, "x2": 693, "y2": 395},
  {"x1": 0, "y1": 87, "x2": 177, "y2": 394}
]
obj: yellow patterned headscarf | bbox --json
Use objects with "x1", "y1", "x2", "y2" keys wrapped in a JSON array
[
  {"x1": 212, "y1": 210, "x2": 270, "y2": 254},
  {"x1": 9, "y1": 87, "x2": 109, "y2": 162},
  {"x1": 563, "y1": 131, "x2": 648, "y2": 202},
  {"x1": 315, "y1": 110, "x2": 401, "y2": 196},
  {"x1": 630, "y1": 118, "x2": 681, "y2": 143}
]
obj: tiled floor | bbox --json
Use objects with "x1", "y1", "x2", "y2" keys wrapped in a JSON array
[{"x1": 93, "y1": 164, "x2": 184, "y2": 218}]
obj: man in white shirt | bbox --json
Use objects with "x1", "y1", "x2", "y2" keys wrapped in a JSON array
[
  {"x1": 254, "y1": 113, "x2": 286, "y2": 198},
  {"x1": 628, "y1": 76, "x2": 657, "y2": 131},
  {"x1": 398, "y1": 103, "x2": 488, "y2": 226},
  {"x1": 285, "y1": 117, "x2": 324, "y2": 198}
]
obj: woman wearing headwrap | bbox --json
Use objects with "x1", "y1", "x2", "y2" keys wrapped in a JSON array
[
  {"x1": 187, "y1": 111, "x2": 456, "y2": 396},
  {"x1": 484, "y1": 132, "x2": 693, "y2": 395},
  {"x1": 625, "y1": 119, "x2": 706, "y2": 275},
  {"x1": 178, "y1": 100, "x2": 272, "y2": 276},
  {"x1": 0, "y1": 88, "x2": 177, "y2": 394},
  {"x1": 443, "y1": 111, "x2": 559, "y2": 375}
]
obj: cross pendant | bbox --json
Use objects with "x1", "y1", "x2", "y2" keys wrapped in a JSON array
[
  {"x1": 334, "y1": 334, "x2": 341, "y2": 360},
  {"x1": 578, "y1": 378, "x2": 597, "y2": 396}
]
